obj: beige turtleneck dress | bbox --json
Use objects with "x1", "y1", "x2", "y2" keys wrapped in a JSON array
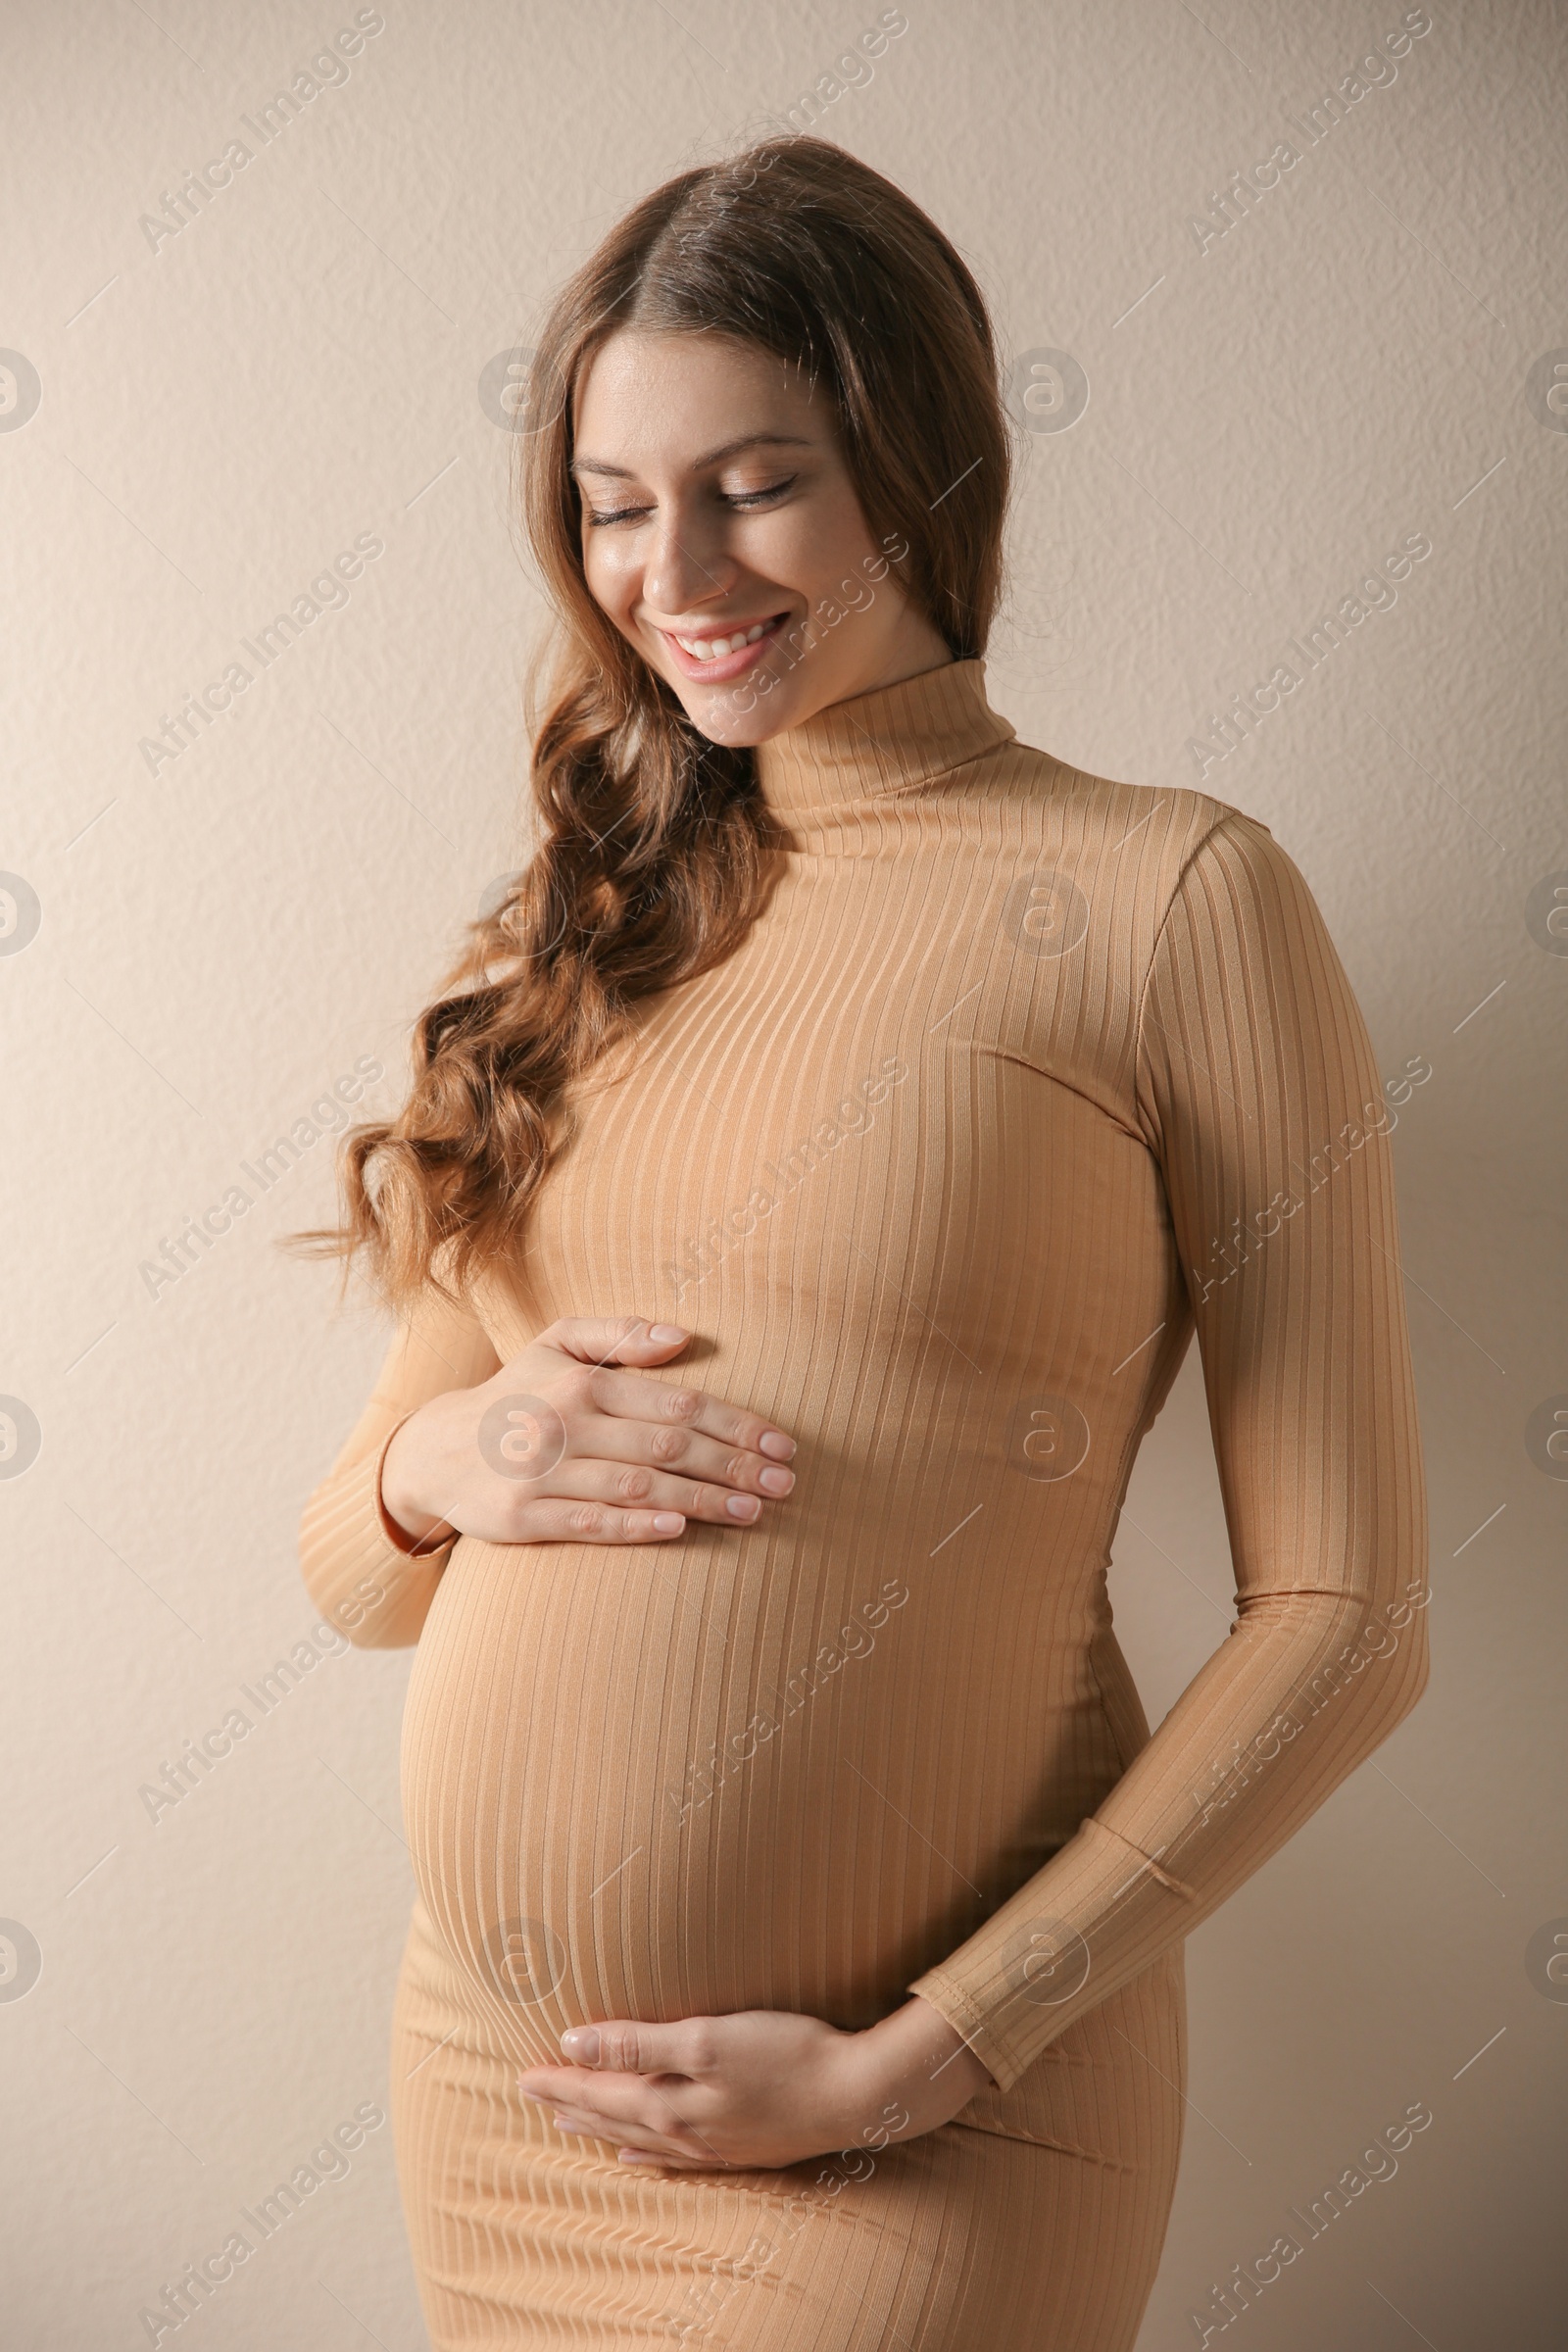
[{"x1": 298, "y1": 658, "x2": 1429, "y2": 2350}]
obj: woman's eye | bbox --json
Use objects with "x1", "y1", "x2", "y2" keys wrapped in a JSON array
[
  {"x1": 724, "y1": 477, "x2": 796, "y2": 509},
  {"x1": 584, "y1": 476, "x2": 795, "y2": 527}
]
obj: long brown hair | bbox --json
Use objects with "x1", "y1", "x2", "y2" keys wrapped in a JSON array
[{"x1": 289, "y1": 135, "x2": 1011, "y2": 1311}]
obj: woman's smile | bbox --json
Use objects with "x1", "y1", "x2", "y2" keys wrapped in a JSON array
[{"x1": 654, "y1": 610, "x2": 791, "y2": 681}]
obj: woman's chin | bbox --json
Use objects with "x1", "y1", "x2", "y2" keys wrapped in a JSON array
[
  {"x1": 670, "y1": 672, "x2": 824, "y2": 751},
  {"x1": 684, "y1": 704, "x2": 793, "y2": 751}
]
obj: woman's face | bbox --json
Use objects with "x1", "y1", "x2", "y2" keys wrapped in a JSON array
[{"x1": 571, "y1": 329, "x2": 953, "y2": 746}]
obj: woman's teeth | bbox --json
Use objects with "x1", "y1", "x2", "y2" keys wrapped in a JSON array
[{"x1": 674, "y1": 620, "x2": 774, "y2": 661}]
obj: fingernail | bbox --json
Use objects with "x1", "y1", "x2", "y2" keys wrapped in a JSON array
[
  {"x1": 649, "y1": 1324, "x2": 687, "y2": 1342},
  {"x1": 758, "y1": 1467, "x2": 794, "y2": 1494},
  {"x1": 652, "y1": 1512, "x2": 685, "y2": 1534},
  {"x1": 759, "y1": 1431, "x2": 795, "y2": 1458},
  {"x1": 561, "y1": 2027, "x2": 600, "y2": 2064},
  {"x1": 725, "y1": 1494, "x2": 761, "y2": 1520}
]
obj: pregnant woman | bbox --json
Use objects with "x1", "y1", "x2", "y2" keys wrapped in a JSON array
[{"x1": 297, "y1": 136, "x2": 1429, "y2": 2350}]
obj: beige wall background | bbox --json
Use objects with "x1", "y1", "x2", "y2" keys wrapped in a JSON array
[{"x1": 4, "y1": 1, "x2": 1564, "y2": 2343}]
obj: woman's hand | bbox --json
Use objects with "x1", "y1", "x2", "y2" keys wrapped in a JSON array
[
  {"x1": 379, "y1": 1315, "x2": 796, "y2": 1550},
  {"x1": 514, "y1": 1996, "x2": 995, "y2": 2173}
]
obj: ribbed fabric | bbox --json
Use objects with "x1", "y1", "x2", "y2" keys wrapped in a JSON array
[{"x1": 299, "y1": 658, "x2": 1428, "y2": 2348}]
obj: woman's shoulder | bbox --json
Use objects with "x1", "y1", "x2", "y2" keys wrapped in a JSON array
[
  {"x1": 987, "y1": 731, "x2": 1273, "y2": 880},
  {"x1": 960, "y1": 736, "x2": 1345, "y2": 995}
]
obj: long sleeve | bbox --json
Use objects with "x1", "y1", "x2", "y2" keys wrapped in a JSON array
[
  {"x1": 907, "y1": 810, "x2": 1431, "y2": 2092},
  {"x1": 298, "y1": 1283, "x2": 502, "y2": 1649}
]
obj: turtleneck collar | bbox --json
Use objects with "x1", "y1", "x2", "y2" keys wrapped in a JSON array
[{"x1": 752, "y1": 657, "x2": 1017, "y2": 819}]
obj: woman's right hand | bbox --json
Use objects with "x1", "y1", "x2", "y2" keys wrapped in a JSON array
[{"x1": 379, "y1": 1315, "x2": 796, "y2": 1551}]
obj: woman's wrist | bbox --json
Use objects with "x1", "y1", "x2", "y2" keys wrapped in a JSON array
[
  {"x1": 853, "y1": 1995, "x2": 994, "y2": 2141},
  {"x1": 378, "y1": 1413, "x2": 455, "y2": 1553}
]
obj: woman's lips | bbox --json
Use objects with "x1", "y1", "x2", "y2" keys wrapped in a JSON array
[{"x1": 656, "y1": 612, "x2": 789, "y2": 683}]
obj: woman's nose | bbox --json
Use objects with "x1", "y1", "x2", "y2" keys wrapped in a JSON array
[{"x1": 641, "y1": 511, "x2": 735, "y2": 617}]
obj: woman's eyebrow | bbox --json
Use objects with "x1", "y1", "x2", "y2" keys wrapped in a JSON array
[{"x1": 569, "y1": 432, "x2": 814, "y2": 480}]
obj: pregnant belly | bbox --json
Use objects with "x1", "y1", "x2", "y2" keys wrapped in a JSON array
[{"x1": 398, "y1": 1528, "x2": 1001, "y2": 2067}]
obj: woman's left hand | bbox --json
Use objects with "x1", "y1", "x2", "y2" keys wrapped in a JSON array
[{"x1": 515, "y1": 1995, "x2": 995, "y2": 2172}]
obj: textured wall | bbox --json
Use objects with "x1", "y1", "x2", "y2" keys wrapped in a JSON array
[{"x1": 3, "y1": 2, "x2": 1564, "y2": 2345}]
